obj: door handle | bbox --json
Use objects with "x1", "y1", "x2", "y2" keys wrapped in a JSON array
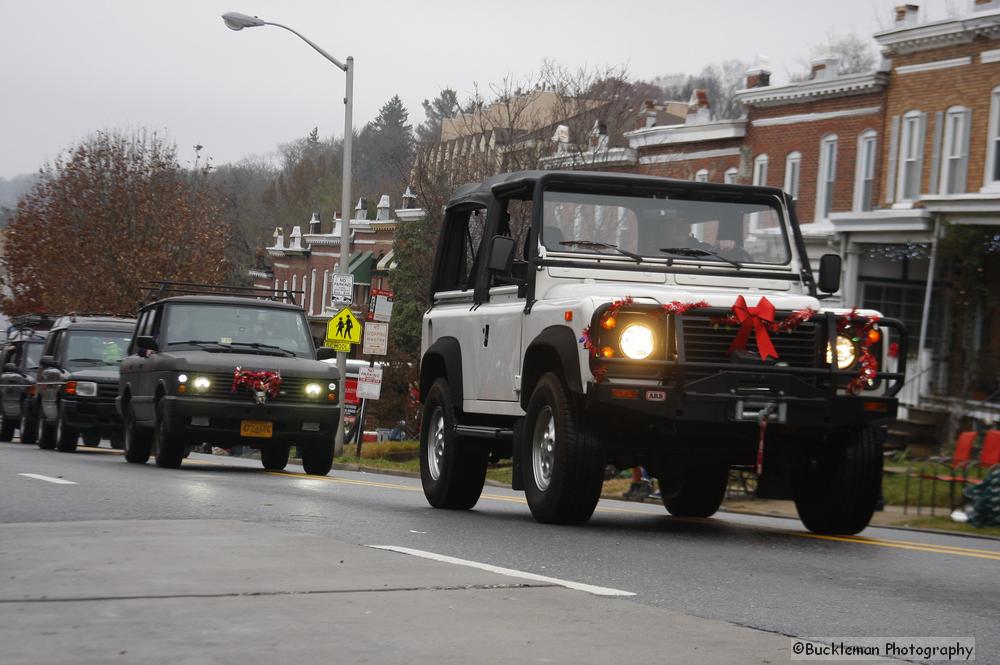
[{"x1": 483, "y1": 324, "x2": 490, "y2": 347}]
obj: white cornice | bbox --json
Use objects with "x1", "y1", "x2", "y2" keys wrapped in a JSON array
[
  {"x1": 624, "y1": 120, "x2": 745, "y2": 149},
  {"x1": 895, "y1": 56, "x2": 972, "y2": 74},
  {"x1": 828, "y1": 208, "x2": 932, "y2": 234},
  {"x1": 638, "y1": 147, "x2": 741, "y2": 166},
  {"x1": 875, "y1": 9, "x2": 1000, "y2": 54},
  {"x1": 735, "y1": 72, "x2": 887, "y2": 107},
  {"x1": 395, "y1": 208, "x2": 426, "y2": 222},
  {"x1": 539, "y1": 147, "x2": 637, "y2": 169},
  {"x1": 920, "y1": 192, "x2": 1000, "y2": 219},
  {"x1": 752, "y1": 106, "x2": 881, "y2": 128}
]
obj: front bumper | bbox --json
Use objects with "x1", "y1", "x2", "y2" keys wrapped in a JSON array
[
  {"x1": 160, "y1": 395, "x2": 339, "y2": 446},
  {"x1": 62, "y1": 397, "x2": 121, "y2": 433}
]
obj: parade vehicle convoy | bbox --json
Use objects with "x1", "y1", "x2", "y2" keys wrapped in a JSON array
[
  {"x1": 34, "y1": 314, "x2": 135, "y2": 452},
  {"x1": 116, "y1": 283, "x2": 340, "y2": 474},
  {"x1": 0, "y1": 315, "x2": 54, "y2": 443},
  {"x1": 418, "y1": 170, "x2": 907, "y2": 535}
]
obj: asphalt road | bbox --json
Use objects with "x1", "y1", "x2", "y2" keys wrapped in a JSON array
[{"x1": 2, "y1": 439, "x2": 998, "y2": 664}]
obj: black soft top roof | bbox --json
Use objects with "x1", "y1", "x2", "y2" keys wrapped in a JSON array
[{"x1": 445, "y1": 170, "x2": 787, "y2": 209}]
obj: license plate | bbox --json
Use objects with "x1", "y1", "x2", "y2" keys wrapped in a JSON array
[{"x1": 240, "y1": 420, "x2": 273, "y2": 438}]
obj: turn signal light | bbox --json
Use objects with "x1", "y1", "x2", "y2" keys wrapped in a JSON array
[
  {"x1": 600, "y1": 346, "x2": 615, "y2": 358},
  {"x1": 601, "y1": 316, "x2": 617, "y2": 330},
  {"x1": 64, "y1": 381, "x2": 77, "y2": 395},
  {"x1": 867, "y1": 328, "x2": 881, "y2": 344}
]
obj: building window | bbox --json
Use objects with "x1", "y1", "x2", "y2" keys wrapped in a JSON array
[
  {"x1": 724, "y1": 167, "x2": 738, "y2": 184},
  {"x1": 897, "y1": 111, "x2": 926, "y2": 202},
  {"x1": 815, "y1": 135, "x2": 838, "y2": 220},
  {"x1": 940, "y1": 106, "x2": 970, "y2": 194},
  {"x1": 752, "y1": 154, "x2": 768, "y2": 186},
  {"x1": 854, "y1": 130, "x2": 877, "y2": 211},
  {"x1": 694, "y1": 168, "x2": 709, "y2": 182},
  {"x1": 784, "y1": 151, "x2": 801, "y2": 200}
]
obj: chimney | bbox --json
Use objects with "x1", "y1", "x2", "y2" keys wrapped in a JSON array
[
  {"x1": 638, "y1": 99, "x2": 657, "y2": 129},
  {"x1": 686, "y1": 89, "x2": 711, "y2": 124},
  {"x1": 589, "y1": 119, "x2": 609, "y2": 151},
  {"x1": 810, "y1": 55, "x2": 841, "y2": 80},
  {"x1": 272, "y1": 226, "x2": 284, "y2": 249},
  {"x1": 745, "y1": 55, "x2": 772, "y2": 89},
  {"x1": 376, "y1": 194, "x2": 391, "y2": 221},
  {"x1": 355, "y1": 196, "x2": 367, "y2": 220},
  {"x1": 401, "y1": 185, "x2": 417, "y2": 209},
  {"x1": 894, "y1": 4, "x2": 919, "y2": 27},
  {"x1": 309, "y1": 212, "x2": 321, "y2": 234},
  {"x1": 973, "y1": 0, "x2": 1000, "y2": 11},
  {"x1": 288, "y1": 226, "x2": 303, "y2": 251}
]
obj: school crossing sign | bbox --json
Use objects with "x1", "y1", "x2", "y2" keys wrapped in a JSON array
[{"x1": 324, "y1": 307, "x2": 362, "y2": 352}]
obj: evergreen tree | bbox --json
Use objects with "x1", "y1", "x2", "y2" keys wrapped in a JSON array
[{"x1": 416, "y1": 89, "x2": 460, "y2": 144}]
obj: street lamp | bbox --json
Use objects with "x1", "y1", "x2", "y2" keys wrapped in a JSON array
[{"x1": 223, "y1": 11, "x2": 354, "y2": 457}]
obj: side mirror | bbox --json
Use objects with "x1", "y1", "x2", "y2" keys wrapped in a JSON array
[
  {"x1": 39, "y1": 355, "x2": 57, "y2": 368},
  {"x1": 316, "y1": 347, "x2": 336, "y2": 361},
  {"x1": 136, "y1": 336, "x2": 159, "y2": 354},
  {"x1": 3, "y1": 362, "x2": 17, "y2": 372},
  {"x1": 818, "y1": 254, "x2": 842, "y2": 294},
  {"x1": 487, "y1": 235, "x2": 516, "y2": 274}
]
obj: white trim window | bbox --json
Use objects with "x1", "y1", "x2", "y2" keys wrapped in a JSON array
[
  {"x1": 752, "y1": 154, "x2": 768, "y2": 186},
  {"x1": 694, "y1": 168, "x2": 709, "y2": 182},
  {"x1": 815, "y1": 134, "x2": 838, "y2": 220},
  {"x1": 988, "y1": 87, "x2": 1000, "y2": 190},
  {"x1": 854, "y1": 130, "x2": 877, "y2": 211},
  {"x1": 784, "y1": 151, "x2": 801, "y2": 200},
  {"x1": 724, "y1": 167, "x2": 738, "y2": 184},
  {"x1": 896, "y1": 111, "x2": 926, "y2": 202},
  {"x1": 940, "y1": 106, "x2": 971, "y2": 194}
]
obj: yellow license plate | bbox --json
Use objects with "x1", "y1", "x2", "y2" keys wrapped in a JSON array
[{"x1": 240, "y1": 420, "x2": 273, "y2": 438}]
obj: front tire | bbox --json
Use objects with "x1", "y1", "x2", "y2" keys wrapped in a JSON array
[
  {"x1": 153, "y1": 403, "x2": 184, "y2": 469},
  {"x1": 37, "y1": 408, "x2": 56, "y2": 450},
  {"x1": 123, "y1": 405, "x2": 152, "y2": 464},
  {"x1": 55, "y1": 410, "x2": 78, "y2": 453},
  {"x1": 20, "y1": 408, "x2": 37, "y2": 445},
  {"x1": 419, "y1": 378, "x2": 488, "y2": 510},
  {"x1": 792, "y1": 426, "x2": 882, "y2": 535},
  {"x1": 0, "y1": 415, "x2": 16, "y2": 442},
  {"x1": 522, "y1": 373, "x2": 604, "y2": 525},
  {"x1": 300, "y1": 443, "x2": 333, "y2": 476},
  {"x1": 661, "y1": 464, "x2": 729, "y2": 518},
  {"x1": 82, "y1": 432, "x2": 101, "y2": 447},
  {"x1": 261, "y1": 445, "x2": 290, "y2": 471}
]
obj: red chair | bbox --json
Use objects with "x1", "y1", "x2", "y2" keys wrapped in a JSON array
[
  {"x1": 978, "y1": 430, "x2": 1000, "y2": 469},
  {"x1": 904, "y1": 431, "x2": 979, "y2": 516}
]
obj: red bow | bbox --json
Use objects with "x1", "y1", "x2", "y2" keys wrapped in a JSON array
[{"x1": 727, "y1": 296, "x2": 778, "y2": 361}]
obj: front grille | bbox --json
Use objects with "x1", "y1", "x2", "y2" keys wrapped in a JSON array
[
  {"x1": 680, "y1": 316, "x2": 821, "y2": 370},
  {"x1": 194, "y1": 372, "x2": 324, "y2": 403},
  {"x1": 97, "y1": 382, "x2": 119, "y2": 400}
]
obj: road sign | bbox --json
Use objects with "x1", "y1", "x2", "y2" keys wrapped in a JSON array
[
  {"x1": 344, "y1": 378, "x2": 360, "y2": 405},
  {"x1": 325, "y1": 307, "x2": 362, "y2": 346},
  {"x1": 356, "y1": 366, "x2": 383, "y2": 400},
  {"x1": 362, "y1": 321, "x2": 389, "y2": 356},
  {"x1": 323, "y1": 340, "x2": 351, "y2": 352},
  {"x1": 367, "y1": 288, "x2": 394, "y2": 322},
  {"x1": 331, "y1": 274, "x2": 354, "y2": 304}
]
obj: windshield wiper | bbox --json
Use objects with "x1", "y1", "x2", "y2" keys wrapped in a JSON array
[
  {"x1": 68, "y1": 357, "x2": 104, "y2": 365},
  {"x1": 659, "y1": 247, "x2": 742, "y2": 269},
  {"x1": 166, "y1": 340, "x2": 232, "y2": 352},
  {"x1": 227, "y1": 342, "x2": 296, "y2": 357},
  {"x1": 560, "y1": 240, "x2": 642, "y2": 263}
]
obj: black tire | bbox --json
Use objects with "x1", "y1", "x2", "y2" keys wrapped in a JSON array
[
  {"x1": 55, "y1": 409, "x2": 78, "y2": 453},
  {"x1": 522, "y1": 373, "x2": 604, "y2": 525},
  {"x1": 123, "y1": 405, "x2": 152, "y2": 464},
  {"x1": 300, "y1": 443, "x2": 333, "y2": 476},
  {"x1": 261, "y1": 445, "x2": 290, "y2": 471},
  {"x1": 419, "y1": 378, "x2": 488, "y2": 510},
  {"x1": 20, "y1": 409, "x2": 37, "y2": 445},
  {"x1": 37, "y1": 408, "x2": 56, "y2": 450},
  {"x1": 661, "y1": 464, "x2": 729, "y2": 518},
  {"x1": 109, "y1": 433, "x2": 124, "y2": 450},
  {"x1": 82, "y1": 432, "x2": 101, "y2": 447},
  {"x1": 792, "y1": 426, "x2": 882, "y2": 535},
  {"x1": 153, "y1": 403, "x2": 185, "y2": 468},
  {"x1": 0, "y1": 415, "x2": 15, "y2": 442}
]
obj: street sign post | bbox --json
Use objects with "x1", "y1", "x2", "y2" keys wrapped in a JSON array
[{"x1": 331, "y1": 274, "x2": 354, "y2": 304}]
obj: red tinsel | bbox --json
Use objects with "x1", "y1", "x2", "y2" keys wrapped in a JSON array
[
  {"x1": 837, "y1": 310, "x2": 881, "y2": 395},
  {"x1": 231, "y1": 366, "x2": 283, "y2": 403}
]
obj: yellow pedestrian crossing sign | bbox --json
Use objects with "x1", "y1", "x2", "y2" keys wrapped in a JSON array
[{"x1": 326, "y1": 307, "x2": 362, "y2": 346}]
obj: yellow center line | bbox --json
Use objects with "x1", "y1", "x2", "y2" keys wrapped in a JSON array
[{"x1": 259, "y1": 470, "x2": 1000, "y2": 561}]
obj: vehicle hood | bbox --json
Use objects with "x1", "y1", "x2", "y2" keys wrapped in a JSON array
[
  {"x1": 69, "y1": 368, "x2": 121, "y2": 383},
  {"x1": 161, "y1": 351, "x2": 339, "y2": 379}
]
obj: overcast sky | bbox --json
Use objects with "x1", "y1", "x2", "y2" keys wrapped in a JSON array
[{"x1": 0, "y1": 0, "x2": 956, "y2": 179}]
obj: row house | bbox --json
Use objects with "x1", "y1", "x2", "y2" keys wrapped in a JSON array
[{"x1": 249, "y1": 189, "x2": 423, "y2": 342}]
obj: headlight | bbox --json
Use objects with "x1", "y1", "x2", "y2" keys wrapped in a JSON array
[
  {"x1": 619, "y1": 323, "x2": 655, "y2": 360},
  {"x1": 192, "y1": 376, "x2": 212, "y2": 392},
  {"x1": 305, "y1": 382, "x2": 322, "y2": 397},
  {"x1": 826, "y1": 335, "x2": 857, "y2": 369},
  {"x1": 177, "y1": 374, "x2": 188, "y2": 384},
  {"x1": 70, "y1": 381, "x2": 98, "y2": 397}
]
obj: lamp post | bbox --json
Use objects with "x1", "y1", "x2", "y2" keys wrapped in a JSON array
[{"x1": 223, "y1": 11, "x2": 353, "y2": 456}]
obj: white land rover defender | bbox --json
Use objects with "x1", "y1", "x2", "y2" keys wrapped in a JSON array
[{"x1": 418, "y1": 171, "x2": 907, "y2": 535}]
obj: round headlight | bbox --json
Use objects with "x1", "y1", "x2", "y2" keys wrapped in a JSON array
[
  {"x1": 192, "y1": 376, "x2": 212, "y2": 392},
  {"x1": 826, "y1": 335, "x2": 857, "y2": 369},
  {"x1": 305, "y1": 382, "x2": 322, "y2": 397},
  {"x1": 177, "y1": 374, "x2": 188, "y2": 384},
  {"x1": 619, "y1": 323, "x2": 655, "y2": 360}
]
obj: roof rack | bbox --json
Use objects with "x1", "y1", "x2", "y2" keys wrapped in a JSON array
[
  {"x1": 5, "y1": 314, "x2": 58, "y2": 340},
  {"x1": 143, "y1": 281, "x2": 305, "y2": 306}
]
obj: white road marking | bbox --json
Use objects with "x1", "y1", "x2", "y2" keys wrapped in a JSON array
[
  {"x1": 18, "y1": 473, "x2": 77, "y2": 485},
  {"x1": 369, "y1": 545, "x2": 635, "y2": 597}
]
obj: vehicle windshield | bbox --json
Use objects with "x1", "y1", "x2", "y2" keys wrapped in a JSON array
[
  {"x1": 66, "y1": 331, "x2": 131, "y2": 369},
  {"x1": 24, "y1": 342, "x2": 43, "y2": 370},
  {"x1": 163, "y1": 303, "x2": 314, "y2": 357},
  {"x1": 541, "y1": 189, "x2": 791, "y2": 266}
]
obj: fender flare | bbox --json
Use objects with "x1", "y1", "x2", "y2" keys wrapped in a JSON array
[
  {"x1": 520, "y1": 325, "x2": 583, "y2": 409},
  {"x1": 420, "y1": 336, "x2": 464, "y2": 408}
]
